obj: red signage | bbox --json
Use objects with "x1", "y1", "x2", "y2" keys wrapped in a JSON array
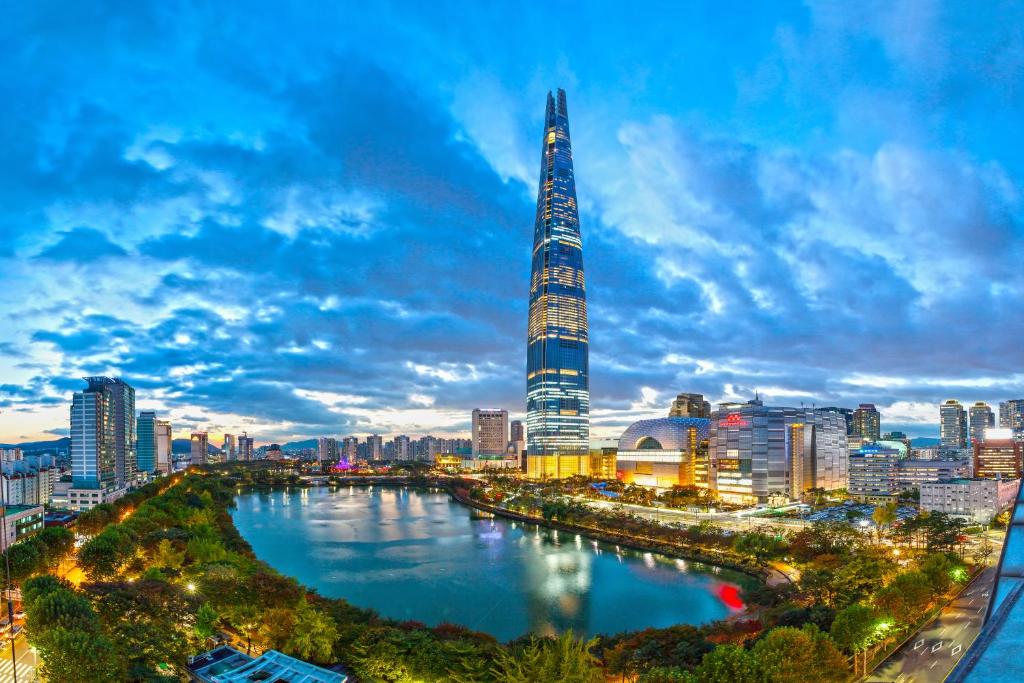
[{"x1": 720, "y1": 413, "x2": 749, "y2": 428}]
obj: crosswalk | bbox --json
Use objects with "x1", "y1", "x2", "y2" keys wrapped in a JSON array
[{"x1": 0, "y1": 639, "x2": 40, "y2": 683}]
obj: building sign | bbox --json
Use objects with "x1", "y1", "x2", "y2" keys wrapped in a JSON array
[{"x1": 720, "y1": 413, "x2": 749, "y2": 428}]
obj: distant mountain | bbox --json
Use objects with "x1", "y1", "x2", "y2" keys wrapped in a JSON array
[
  {"x1": 171, "y1": 438, "x2": 223, "y2": 455},
  {"x1": 282, "y1": 439, "x2": 318, "y2": 451},
  {"x1": 0, "y1": 437, "x2": 71, "y2": 453},
  {"x1": 910, "y1": 437, "x2": 941, "y2": 447}
]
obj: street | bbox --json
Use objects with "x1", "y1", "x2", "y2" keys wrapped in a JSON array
[
  {"x1": 0, "y1": 633, "x2": 40, "y2": 683},
  {"x1": 867, "y1": 566, "x2": 996, "y2": 683}
]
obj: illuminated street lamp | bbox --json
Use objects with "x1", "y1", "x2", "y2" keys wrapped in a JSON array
[{"x1": 186, "y1": 582, "x2": 196, "y2": 593}]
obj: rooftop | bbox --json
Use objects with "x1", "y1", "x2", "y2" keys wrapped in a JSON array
[{"x1": 187, "y1": 646, "x2": 346, "y2": 683}]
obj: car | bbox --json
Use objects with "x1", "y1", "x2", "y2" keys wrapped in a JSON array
[{"x1": 12, "y1": 610, "x2": 24, "y2": 620}]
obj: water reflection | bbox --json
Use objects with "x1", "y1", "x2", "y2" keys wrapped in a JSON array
[{"x1": 232, "y1": 487, "x2": 751, "y2": 641}]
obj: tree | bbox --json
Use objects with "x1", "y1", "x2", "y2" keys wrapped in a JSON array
[
  {"x1": 920, "y1": 553, "x2": 960, "y2": 596},
  {"x1": 36, "y1": 526, "x2": 75, "y2": 569},
  {"x1": 75, "y1": 504, "x2": 115, "y2": 537},
  {"x1": 973, "y1": 536, "x2": 996, "y2": 566},
  {"x1": 872, "y1": 503, "x2": 898, "y2": 542},
  {"x1": 225, "y1": 602, "x2": 262, "y2": 655},
  {"x1": 152, "y1": 538, "x2": 185, "y2": 570},
  {"x1": 733, "y1": 531, "x2": 787, "y2": 566},
  {"x1": 285, "y1": 599, "x2": 339, "y2": 663},
  {"x1": 35, "y1": 627, "x2": 126, "y2": 682},
  {"x1": 5, "y1": 541, "x2": 41, "y2": 583},
  {"x1": 79, "y1": 527, "x2": 135, "y2": 580},
  {"x1": 682, "y1": 645, "x2": 759, "y2": 683},
  {"x1": 490, "y1": 631, "x2": 603, "y2": 683},
  {"x1": 830, "y1": 603, "x2": 879, "y2": 653},
  {"x1": 874, "y1": 571, "x2": 933, "y2": 625},
  {"x1": 195, "y1": 602, "x2": 219, "y2": 640},
  {"x1": 28, "y1": 589, "x2": 98, "y2": 632},
  {"x1": 751, "y1": 624, "x2": 849, "y2": 682}
]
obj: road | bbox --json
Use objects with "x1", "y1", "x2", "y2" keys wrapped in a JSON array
[
  {"x1": 867, "y1": 566, "x2": 996, "y2": 683},
  {"x1": 0, "y1": 633, "x2": 40, "y2": 683}
]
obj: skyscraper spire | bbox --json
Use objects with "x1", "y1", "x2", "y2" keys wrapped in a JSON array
[{"x1": 526, "y1": 89, "x2": 590, "y2": 479}]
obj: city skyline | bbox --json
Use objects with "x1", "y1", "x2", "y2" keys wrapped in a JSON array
[{"x1": 3, "y1": 3, "x2": 1024, "y2": 445}]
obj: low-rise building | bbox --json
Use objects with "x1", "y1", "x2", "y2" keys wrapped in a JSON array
[
  {"x1": 0, "y1": 505, "x2": 44, "y2": 553},
  {"x1": 897, "y1": 458, "x2": 970, "y2": 488},
  {"x1": 919, "y1": 478, "x2": 1020, "y2": 525},
  {"x1": 616, "y1": 417, "x2": 710, "y2": 490},
  {"x1": 65, "y1": 485, "x2": 126, "y2": 512},
  {"x1": 589, "y1": 447, "x2": 616, "y2": 479},
  {"x1": 187, "y1": 645, "x2": 346, "y2": 683},
  {"x1": 848, "y1": 444, "x2": 902, "y2": 502}
]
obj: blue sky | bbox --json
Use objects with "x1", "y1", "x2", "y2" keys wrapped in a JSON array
[{"x1": 2, "y1": 1, "x2": 1022, "y2": 444}]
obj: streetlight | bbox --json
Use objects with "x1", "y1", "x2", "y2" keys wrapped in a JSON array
[
  {"x1": 0, "y1": 452, "x2": 18, "y2": 683},
  {"x1": 186, "y1": 582, "x2": 196, "y2": 593}
]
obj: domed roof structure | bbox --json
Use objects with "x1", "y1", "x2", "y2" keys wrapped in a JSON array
[{"x1": 617, "y1": 417, "x2": 711, "y2": 452}]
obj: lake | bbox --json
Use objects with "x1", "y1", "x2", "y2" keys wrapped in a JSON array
[{"x1": 231, "y1": 486, "x2": 752, "y2": 641}]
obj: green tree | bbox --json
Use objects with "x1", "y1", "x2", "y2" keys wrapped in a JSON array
[
  {"x1": 733, "y1": 531, "x2": 787, "y2": 566},
  {"x1": 75, "y1": 503, "x2": 115, "y2": 536},
  {"x1": 830, "y1": 603, "x2": 879, "y2": 653},
  {"x1": 920, "y1": 553, "x2": 958, "y2": 596},
  {"x1": 27, "y1": 589, "x2": 98, "y2": 632},
  {"x1": 195, "y1": 602, "x2": 219, "y2": 640},
  {"x1": 285, "y1": 599, "x2": 339, "y2": 663},
  {"x1": 491, "y1": 631, "x2": 603, "y2": 683},
  {"x1": 35, "y1": 627, "x2": 126, "y2": 682},
  {"x1": 751, "y1": 624, "x2": 849, "y2": 682},
  {"x1": 872, "y1": 502, "x2": 898, "y2": 542},
  {"x1": 36, "y1": 526, "x2": 75, "y2": 569},
  {"x1": 5, "y1": 541, "x2": 41, "y2": 583},
  {"x1": 682, "y1": 645, "x2": 759, "y2": 683},
  {"x1": 874, "y1": 571, "x2": 933, "y2": 625},
  {"x1": 152, "y1": 538, "x2": 185, "y2": 570},
  {"x1": 79, "y1": 527, "x2": 135, "y2": 580}
]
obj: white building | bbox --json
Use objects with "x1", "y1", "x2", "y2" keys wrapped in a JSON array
[
  {"x1": 472, "y1": 409, "x2": 509, "y2": 457},
  {"x1": 156, "y1": 420, "x2": 172, "y2": 474},
  {"x1": 317, "y1": 437, "x2": 338, "y2": 467},
  {"x1": 920, "y1": 478, "x2": 1019, "y2": 525},
  {"x1": 0, "y1": 505, "x2": 44, "y2": 553},
  {"x1": 1, "y1": 455, "x2": 59, "y2": 506}
]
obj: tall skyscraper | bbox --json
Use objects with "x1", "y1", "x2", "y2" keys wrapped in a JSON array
[
  {"x1": 342, "y1": 436, "x2": 358, "y2": 461},
  {"x1": 393, "y1": 435, "x2": 411, "y2": 461},
  {"x1": 70, "y1": 381, "x2": 117, "y2": 490},
  {"x1": 222, "y1": 434, "x2": 237, "y2": 461},
  {"x1": 852, "y1": 403, "x2": 881, "y2": 442},
  {"x1": 238, "y1": 433, "x2": 254, "y2": 462},
  {"x1": 940, "y1": 399, "x2": 967, "y2": 448},
  {"x1": 191, "y1": 432, "x2": 209, "y2": 465},
  {"x1": 969, "y1": 401, "x2": 995, "y2": 445},
  {"x1": 317, "y1": 437, "x2": 338, "y2": 467},
  {"x1": 999, "y1": 400, "x2": 1024, "y2": 432},
  {"x1": 71, "y1": 377, "x2": 135, "y2": 488},
  {"x1": 366, "y1": 434, "x2": 383, "y2": 461},
  {"x1": 668, "y1": 393, "x2": 711, "y2": 418},
  {"x1": 526, "y1": 89, "x2": 590, "y2": 480},
  {"x1": 155, "y1": 420, "x2": 172, "y2": 474},
  {"x1": 137, "y1": 411, "x2": 157, "y2": 473}
]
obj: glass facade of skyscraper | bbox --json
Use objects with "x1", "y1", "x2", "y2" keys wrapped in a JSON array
[
  {"x1": 526, "y1": 89, "x2": 589, "y2": 479},
  {"x1": 137, "y1": 410, "x2": 156, "y2": 473}
]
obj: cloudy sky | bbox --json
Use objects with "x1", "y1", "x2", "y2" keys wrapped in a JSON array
[{"x1": 2, "y1": 1, "x2": 1022, "y2": 445}]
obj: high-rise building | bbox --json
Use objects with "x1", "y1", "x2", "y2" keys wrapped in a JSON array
[
  {"x1": 510, "y1": 420, "x2": 526, "y2": 467},
  {"x1": 851, "y1": 403, "x2": 881, "y2": 442},
  {"x1": 223, "y1": 434, "x2": 237, "y2": 461},
  {"x1": 71, "y1": 377, "x2": 136, "y2": 490},
  {"x1": 191, "y1": 432, "x2": 209, "y2": 465},
  {"x1": 317, "y1": 437, "x2": 338, "y2": 467},
  {"x1": 342, "y1": 436, "x2": 358, "y2": 462},
  {"x1": 366, "y1": 434, "x2": 383, "y2": 461},
  {"x1": 526, "y1": 89, "x2": 589, "y2": 480},
  {"x1": 472, "y1": 409, "x2": 509, "y2": 456},
  {"x1": 668, "y1": 393, "x2": 711, "y2": 419},
  {"x1": 137, "y1": 411, "x2": 157, "y2": 474},
  {"x1": 155, "y1": 420, "x2": 172, "y2": 474},
  {"x1": 238, "y1": 433, "x2": 254, "y2": 462},
  {"x1": 969, "y1": 402, "x2": 995, "y2": 445},
  {"x1": 998, "y1": 400, "x2": 1024, "y2": 432},
  {"x1": 708, "y1": 400, "x2": 848, "y2": 503},
  {"x1": 392, "y1": 435, "x2": 411, "y2": 461},
  {"x1": 974, "y1": 429, "x2": 1022, "y2": 479},
  {"x1": 940, "y1": 400, "x2": 967, "y2": 448}
]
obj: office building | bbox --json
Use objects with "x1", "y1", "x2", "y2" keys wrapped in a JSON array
[
  {"x1": 342, "y1": 437, "x2": 358, "y2": 462},
  {"x1": 222, "y1": 434, "x2": 236, "y2": 461},
  {"x1": 155, "y1": 420, "x2": 172, "y2": 474},
  {"x1": 668, "y1": 393, "x2": 711, "y2": 419},
  {"x1": 191, "y1": 432, "x2": 209, "y2": 465},
  {"x1": 137, "y1": 411, "x2": 157, "y2": 474},
  {"x1": 617, "y1": 417, "x2": 710, "y2": 489},
  {"x1": 848, "y1": 443, "x2": 902, "y2": 502},
  {"x1": 708, "y1": 400, "x2": 848, "y2": 503},
  {"x1": 237, "y1": 434, "x2": 254, "y2": 462},
  {"x1": 472, "y1": 409, "x2": 509, "y2": 456},
  {"x1": 999, "y1": 400, "x2": 1024, "y2": 432},
  {"x1": 0, "y1": 505, "x2": 45, "y2": 553},
  {"x1": 897, "y1": 458, "x2": 970, "y2": 488},
  {"x1": 70, "y1": 377, "x2": 129, "y2": 497},
  {"x1": 969, "y1": 402, "x2": 995, "y2": 445},
  {"x1": 317, "y1": 437, "x2": 338, "y2": 467},
  {"x1": 526, "y1": 89, "x2": 590, "y2": 480},
  {"x1": 975, "y1": 429, "x2": 1023, "y2": 479},
  {"x1": 589, "y1": 447, "x2": 616, "y2": 479},
  {"x1": 941, "y1": 399, "x2": 968, "y2": 448},
  {"x1": 852, "y1": 403, "x2": 881, "y2": 442},
  {"x1": 919, "y1": 478, "x2": 1020, "y2": 525},
  {"x1": 366, "y1": 434, "x2": 383, "y2": 461}
]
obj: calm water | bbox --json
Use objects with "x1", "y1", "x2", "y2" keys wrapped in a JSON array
[{"x1": 231, "y1": 486, "x2": 751, "y2": 641}]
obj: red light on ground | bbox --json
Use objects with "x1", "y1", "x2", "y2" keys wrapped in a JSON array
[{"x1": 717, "y1": 584, "x2": 744, "y2": 610}]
